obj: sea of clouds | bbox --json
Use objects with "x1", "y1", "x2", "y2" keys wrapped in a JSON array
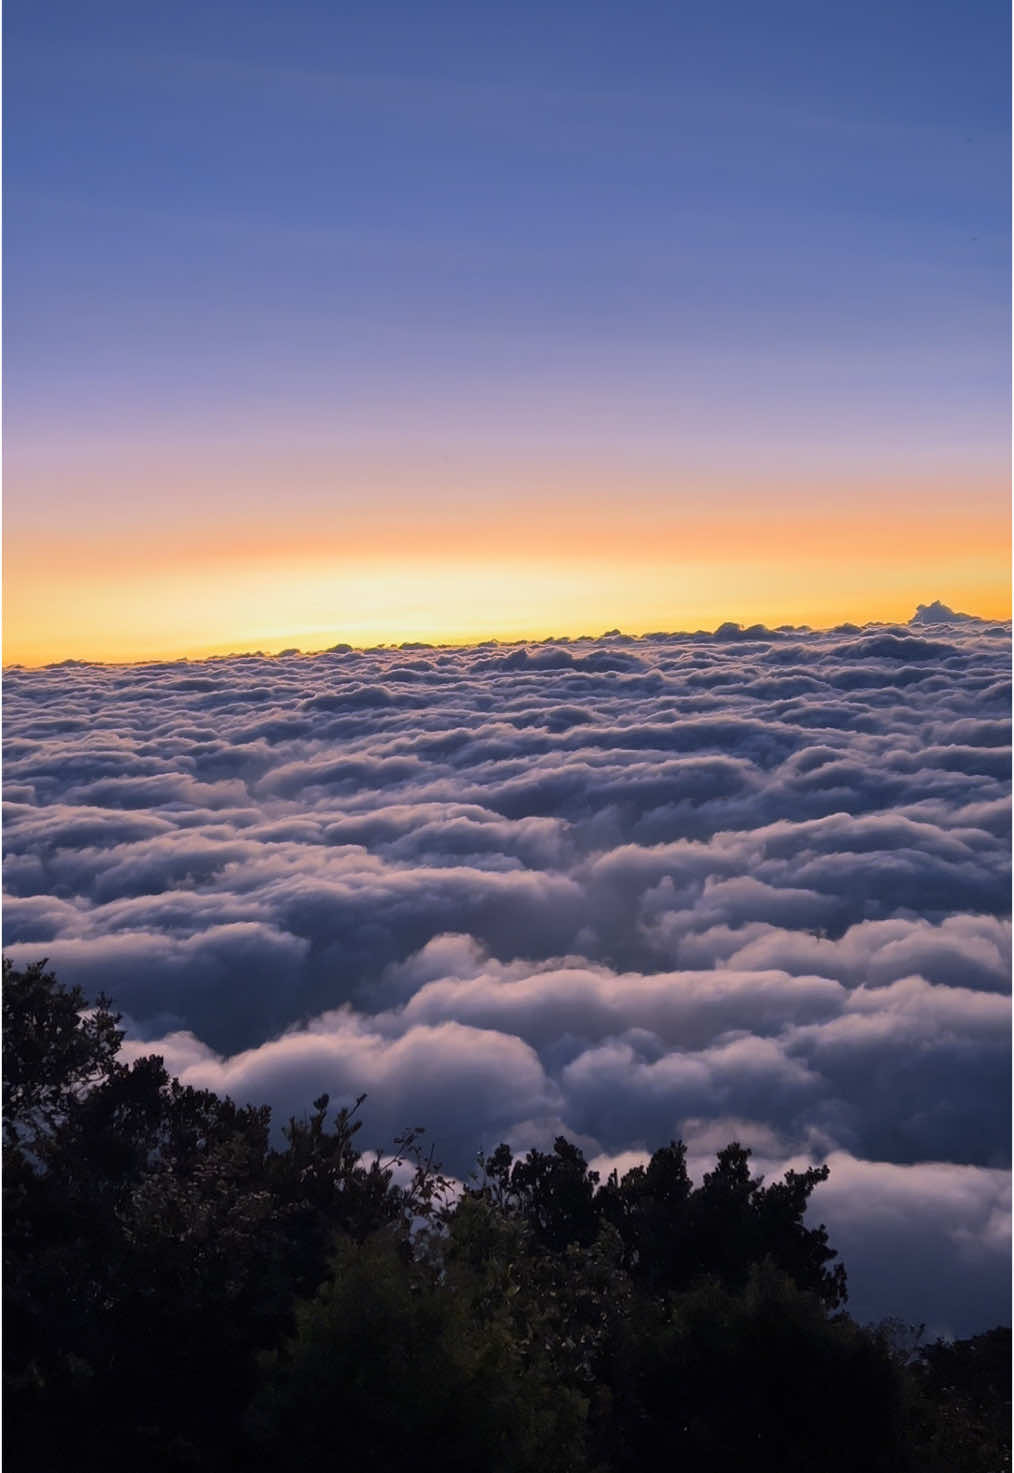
[{"x1": 4, "y1": 616, "x2": 1011, "y2": 1334}]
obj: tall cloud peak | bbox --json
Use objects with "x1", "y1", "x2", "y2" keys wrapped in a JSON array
[{"x1": 910, "y1": 600, "x2": 984, "y2": 625}]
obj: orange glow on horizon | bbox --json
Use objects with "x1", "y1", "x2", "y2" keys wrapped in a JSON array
[
  {"x1": 6, "y1": 447, "x2": 1010, "y2": 666},
  {"x1": 3, "y1": 502, "x2": 1010, "y2": 668}
]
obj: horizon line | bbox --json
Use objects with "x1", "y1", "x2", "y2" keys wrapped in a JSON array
[{"x1": 5, "y1": 606, "x2": 1008, "y2": 673}]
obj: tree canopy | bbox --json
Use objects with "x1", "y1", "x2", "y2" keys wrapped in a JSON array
[{"x1": 3, "y1": 958, "x2": 1009, "y2": 1472}]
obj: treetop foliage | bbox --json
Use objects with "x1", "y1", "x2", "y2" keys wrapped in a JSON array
[{"x1": 3, "y1": 958, "x2": 1008, "y2": 1473}]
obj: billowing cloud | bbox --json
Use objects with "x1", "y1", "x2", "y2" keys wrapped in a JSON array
[{"x1": 3, "y1": 619, "x2": 1010, "y2": 1334}]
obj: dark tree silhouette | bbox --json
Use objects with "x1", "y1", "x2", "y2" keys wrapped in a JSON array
[
  {"x1": 3, "y1": 959, "x2": 1008, "y2": 1473},
  {"x1": 472, "y1": 1135, "x2": 846, "y2": 1308},
  {"x1": 913, "y1": 1327, "x2": 1013, "y2": 1471}
]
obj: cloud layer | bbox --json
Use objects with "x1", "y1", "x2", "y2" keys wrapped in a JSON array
[{"x1": 4, "y1": 619, "x2": 1010, "y2": 1334}]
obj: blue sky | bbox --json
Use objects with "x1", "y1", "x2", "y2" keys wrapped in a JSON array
[{"x1": 8, "y1": 0, "x2": 1007, "y2": 414}]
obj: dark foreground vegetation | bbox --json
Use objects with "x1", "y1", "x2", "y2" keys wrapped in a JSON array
[{"x1": 4, "y1": 959, "x2": 1010, "y2": 1472}]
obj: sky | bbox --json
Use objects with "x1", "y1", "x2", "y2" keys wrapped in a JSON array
[{"x1": 3, "y1": 0, "x2": 1011, "y2": 663}]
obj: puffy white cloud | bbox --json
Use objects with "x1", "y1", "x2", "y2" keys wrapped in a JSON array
[
  {"x1": 793, "y1": 1153, "x2": 1011, "y2": 1336},
  {"x1": 3, "y1": 619, "x2": 1010, "y2": 1332},
  {"x1": 119, "y1": 1015, "x2": 558, "y2": 1167}
]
